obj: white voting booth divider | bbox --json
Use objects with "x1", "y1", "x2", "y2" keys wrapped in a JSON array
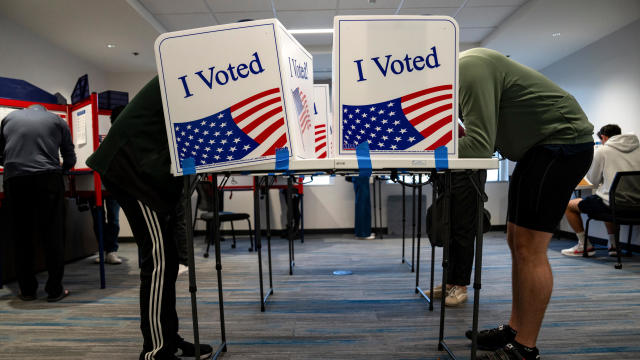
[
  {"x1": 333, "y1": 15, "x2": 459, "y2": 161},
  {"x1": 312, "y1": 84, "x2": 333, "y2": 159},
  {"x1": 155, "y1": 19, "x2": 316, "y2": 175}
]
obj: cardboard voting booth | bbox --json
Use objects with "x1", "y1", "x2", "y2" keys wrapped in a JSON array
[
  {"x1": 155, "y1": 19, "x2": 315, "y2": 175},
  {"x1": 333, "y1": 15, "x2": 459, "y2": 159},
  {"x1": 312, "y1": 84, "x2": 333, "y2": 159}
]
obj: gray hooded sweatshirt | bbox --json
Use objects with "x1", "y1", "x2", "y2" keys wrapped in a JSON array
[{"x1": 587, "y1": 133, "x2": 640, "y2": 205}]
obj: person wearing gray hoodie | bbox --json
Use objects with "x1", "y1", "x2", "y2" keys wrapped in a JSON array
[{"x1": 562, "y1": 124, "x2": 640, "y2": 257}]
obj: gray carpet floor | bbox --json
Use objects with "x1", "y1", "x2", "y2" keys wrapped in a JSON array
[{"x1": 0, "y1": 232, "x2": 639, "y2": 359}]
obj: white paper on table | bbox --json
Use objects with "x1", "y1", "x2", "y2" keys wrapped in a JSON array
[{"x1": 76, "y1": 109, "x2": 87, "y2": 145}]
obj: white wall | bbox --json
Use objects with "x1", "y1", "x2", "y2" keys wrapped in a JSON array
[
  {"x1": 0, "y1": 15, "x2": 107, "y2": 101},
  {"x1": 542, "y1": 20, "x2": 640, "y2": 245},
  {"x1": 106, "y1": 72, "x2": 158, "y2": 99},
  {"x1": 213, "y1": 176, "x2": 509, "y2": 233}
]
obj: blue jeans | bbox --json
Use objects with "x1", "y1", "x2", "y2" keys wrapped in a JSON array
[
  {"x1": 353, "y1": 176, "x2": 372, "y2": 237},
  {"x1": 92, "y1": 198, "x2": 121, "y2": 253}
]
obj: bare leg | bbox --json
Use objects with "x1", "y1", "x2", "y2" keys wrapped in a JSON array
[
  {"x1": 510, "y1": 224, "x2": 554, "y2": 348},
  {"x1": 564, "y1": 198, "x2": 584, "y2": 234},
  {"x1": 604, "y1": 221, "x2": 616, "y2": 235}
]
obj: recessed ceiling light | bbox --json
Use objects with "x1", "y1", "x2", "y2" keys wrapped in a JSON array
[
  {"x1": 552, "y1": 32, "x2": 561, "y2": 37},
  {"x1": 289, "y1": 28, "x2": 334, "y2": 34},
  {"x1": 107, "y1": 44, "x2": 116, "y2": 48}
]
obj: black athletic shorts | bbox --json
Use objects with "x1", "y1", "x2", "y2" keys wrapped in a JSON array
[
  {"x1": 508, "y1": 143, "x2": 594, "y2": 233},
  {"x1": 578, "y1": 194, "x2": 610, "y2": 215}
]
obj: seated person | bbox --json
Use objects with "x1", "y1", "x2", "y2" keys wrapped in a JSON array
[{"x1": 562, "y1": 124, "x2": 640, "y2": 257}]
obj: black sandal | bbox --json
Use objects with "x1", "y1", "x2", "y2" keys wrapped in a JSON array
[
  {"x1": 18, "y1": 293, "x2": 37, "y2": 301},
  {"x1": 47, "y1": 289, "x2": 70, "y2": 302}
]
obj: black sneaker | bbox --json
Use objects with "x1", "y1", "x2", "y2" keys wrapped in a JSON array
[
  {"x1": 176, "y1": 336, "x2": 214, "y2": 359},
  {"x1": 477, "y1": 342, "x2": 540, "y2": 360},
  {"x1": 465, "y1": 324, "x2": 517, "y2": 350}
]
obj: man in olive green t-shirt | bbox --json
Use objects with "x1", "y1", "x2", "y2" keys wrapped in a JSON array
[{"x1": 457, "y1": 48, "x2": 594, "y2": 360}]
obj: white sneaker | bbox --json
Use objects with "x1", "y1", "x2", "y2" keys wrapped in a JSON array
[
  {"x1": 431, "y1": 284, "x2": 448, "y2": 299},
  {"x1": 561, "y1": 243, "x2": 595, "y2": 257},
  {"x1": 105, "y1": 252, "x2": 123, "y2": 264},
  {"x1": 356, "y1": 233, "x2": 376, "y2": 240},
  {"x1": 445, "y1": 285, "x2": 468, "y2": 307}
]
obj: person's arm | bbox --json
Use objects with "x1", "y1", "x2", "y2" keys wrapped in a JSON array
[
  {"x1": 586, "y1": 148, "x2": 604, "y2": 187},
  {"x1": 458, "y1": 61, "x2": 500, "y2": 159},
  {"x1": 59, "y1": 118, "x2": 76, "y2": 171}
]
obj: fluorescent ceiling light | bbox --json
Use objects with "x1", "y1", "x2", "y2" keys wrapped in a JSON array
[{"x1": 289, "y1": 28, "x2": 334, "y2": 34}]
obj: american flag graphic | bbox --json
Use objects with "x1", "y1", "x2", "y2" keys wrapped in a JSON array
[
  {"x1": 292, "y1": 87, "x2": 312, "y2": 136},
  {"x1": 342, "y1": 84, "x2": 454, "y2": 151},
  {"x1": 314, "y1": 123, "x2": 327, "y2": 158},
  {"x1": 174, "y1": 88, "x2": 287, "y2": 167}
]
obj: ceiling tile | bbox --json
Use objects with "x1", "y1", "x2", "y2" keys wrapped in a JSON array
[
  {"x1": 140, "y1": 0, "x2": 209, "y2": 14},
  {"x1": 277, "y1": 10, "x2": 336, "y2": 29},
  {"x1": 205, "y1": 0, "x2": 273, "y2": 13},
  {"x1": 273, "y1": 0, "x2": 338, "y2": 11},
  {"x1": 155, "y1": 13, "x2": 219, "y2": 32},
  {"x1": 455, "y1": 6, "x2": 516, "y2": 27},
  {"x1": 402, "y1": 0, "x2": 465, "y2": 7},
  {"x1": 214, "y1": 11, "x2": 276, "y2": 25},
  {"x1": 460, "y1": 27, "x2": 495, "y2": 42},
  {"x1": 337, "y1": 8, "x2": 399, "y2": 15},
  {"x1": 293, "y1": 33, "x2": 334, "y2": 47},
  {"x1": 466, "y1": 0, "x2": 528, "y2": 6},
  {"x1": 338, "y1": 0, "x2": 402, "y2": 10},
  {"x1": 397, "y1": 7, "x2": 458, "y2": 16}
]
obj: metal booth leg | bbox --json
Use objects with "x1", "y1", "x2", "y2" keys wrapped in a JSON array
[
  {"x1": 264, "y1": 177, "x2": 274, "y2": 292},
  {"x1": 287, "y1": 176, "x2": 295, "y2": 275},
  {"x1": 414, "y1": 175, "x2": 433, "y2": 309},
  {"x1": 411, "y1": 176, "x2": 417, "y2": 272},
  {"x1": 255, "y1": 176, "x2": 271, "y2": 311}
]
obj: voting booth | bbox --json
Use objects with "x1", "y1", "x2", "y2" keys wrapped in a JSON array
[
  {"x1": 313, "y1": 84, "x2": 333, "y2": 159},
  {"x1": 333, "y1": 15, "x2": 459, "y2": 160},
  {"x1": 155, "y1": 18, "x2": 315, "y2": 175}
]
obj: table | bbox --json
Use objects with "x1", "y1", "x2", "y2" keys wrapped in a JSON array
[{"x1": 181, "y1": 157, "x2": 498, "y2": 360}]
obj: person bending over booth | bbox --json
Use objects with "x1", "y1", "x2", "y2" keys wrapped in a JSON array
[
  {"x1": 457, "y1": 48, "x2": 594, "y2": 360},
  {"x1": 562, "y1": 124, "x2": 640, "y2": 257},
  {"x1": 87, "y1": 77, "x2": 212, "y2": 360}
]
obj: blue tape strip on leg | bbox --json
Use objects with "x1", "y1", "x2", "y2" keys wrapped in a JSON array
[
  {"x1": 356, "y1": 141, "x2": 372, "y2": 177},
  {"x1": 276, "y1": 147, "x2": 289, "y2": 172},
  {"x1": 435, "y1": 146, "x2": 449, "y2": 170},
  {"x1": 181, "y1": 157, "x2": 196, "y2": 175}
]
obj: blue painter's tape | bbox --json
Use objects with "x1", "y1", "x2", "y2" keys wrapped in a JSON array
[
  {"x1": 181, "y1": 157, "x2": 196, "y2": 175},
  {"x1": 435, "y1": 146, "x2": 449, "y2": 170},
  {"x1": 276, "y1": 147, "x2": 289, "y2": 171},
  {"x1": 356, "y1": 141, "x2": 372, "y2": 177}
]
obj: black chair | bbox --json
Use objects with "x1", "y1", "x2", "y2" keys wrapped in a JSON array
[
  {"x1": 584, "y1": 171, "x2": 640, "y2": 269},
  {"x1": 194, "y1": 181, "x2": 254, "y2": 253}
]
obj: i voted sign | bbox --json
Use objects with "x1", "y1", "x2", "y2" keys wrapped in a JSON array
[
  {"x1": 155, "y1": 19, "x2": 314, "y2": 175},
  {"x1": 333, "y1": 16, "x2": 459, "y2": 159}
]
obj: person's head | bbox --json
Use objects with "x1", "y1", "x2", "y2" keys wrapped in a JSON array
[
  {"x1": 597, "y1": 124, "x2": 621, "y2": 144},
  {"x1": 110, "y1": 105, "x2": 126, "y2": 124}
]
